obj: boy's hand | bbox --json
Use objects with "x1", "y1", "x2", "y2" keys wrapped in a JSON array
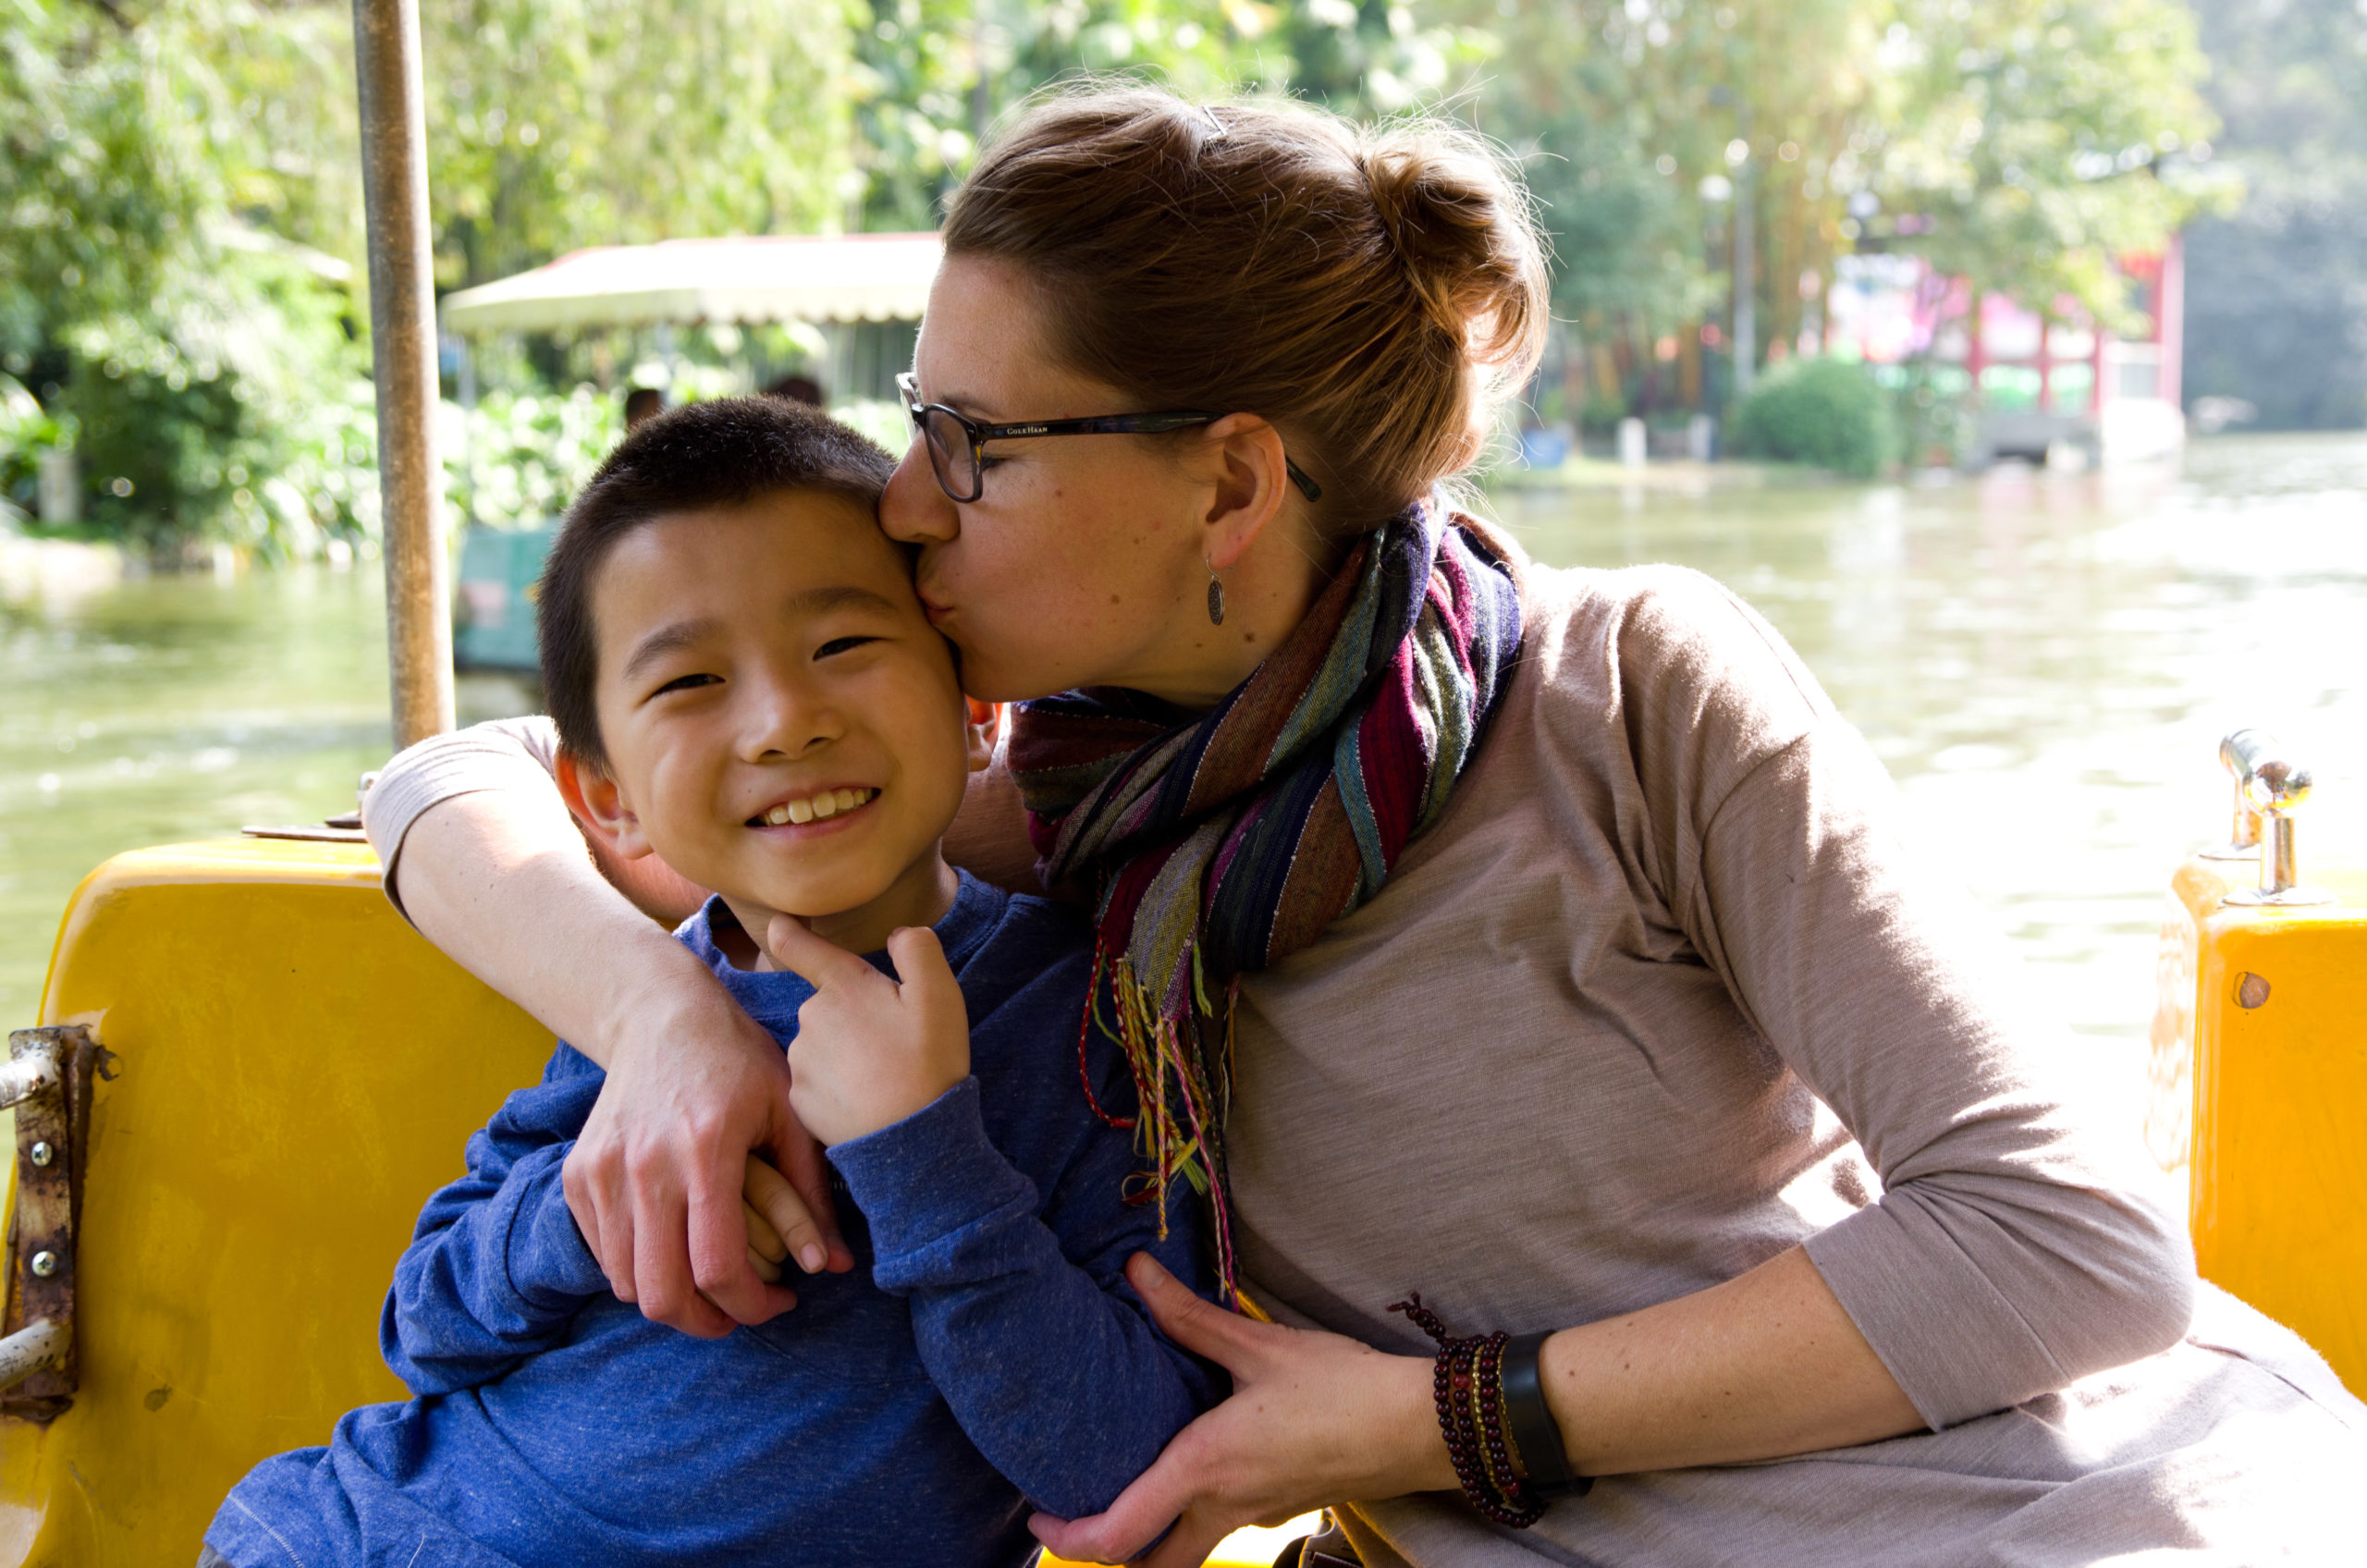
[
  {"x1": 743, "y1": 1152, "x2": 835, "y2": 1279},
  {"x1": 766, "y1": 917, "x2": 971, "y2": 1146}
]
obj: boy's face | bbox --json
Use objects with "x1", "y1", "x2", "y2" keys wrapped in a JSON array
[{"x1": 577, "y1": 490, "x2": 986, "y2": 932}]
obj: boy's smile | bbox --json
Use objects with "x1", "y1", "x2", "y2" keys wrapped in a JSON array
[{"x1": 568, "y1": 489, "x2": 992, "y2": 958}]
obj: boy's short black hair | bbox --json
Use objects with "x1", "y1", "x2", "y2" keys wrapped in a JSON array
[{"x1": 538, "y1": 396, "x2": 897, "y2": 769}]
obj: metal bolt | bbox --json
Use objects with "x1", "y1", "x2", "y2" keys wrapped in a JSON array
[
  {"x1": 27, "y1": 1141, "x2": 52, "y2": 1167},
  {"x1": 29, "y1": 1252, "x2": 57, "y2": 1278}
]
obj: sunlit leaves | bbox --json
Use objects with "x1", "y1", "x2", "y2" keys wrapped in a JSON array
[{"x1": 425, "y1": 0, "x2": 854, "y2": 287}]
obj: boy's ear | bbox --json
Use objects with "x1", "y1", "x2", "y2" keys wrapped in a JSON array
[
  {"x1": 964, "y1": 697, "x2": 1003, "y2": 774},
  {"x1": 556, "y1": 750, "x2": 656, "y2": 863}
]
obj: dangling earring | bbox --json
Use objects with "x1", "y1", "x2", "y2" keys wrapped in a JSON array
[{"x1": 1206, "y1": 561, "x2": 1227, "y2": 626}]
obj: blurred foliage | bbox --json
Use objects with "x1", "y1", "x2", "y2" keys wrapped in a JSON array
[
  {"x1": 2181, "y1": 0, "x2": 2367, "y2": 430},
  {"x1": 1727, "y1": 357, "x2": 1897, "y2": 476},
  {"x1": 848, "y1": 0, "x2": 1487, "y2": 231},
  {"x1": 1862, "y1": 0, "x2": 2229, "y2": 332},
  {"x1": 0, "y1": 373, "x2": 72, "y2": 524},
  {"x1": 4, "y1": 0, "x2": 2233, "y2": 551},
  {"x1": 3, "y1": 0, "x2": 374, "y2": 556},
  {"x1": 1463, "y1": 0, "x2": 2222, "y2": 422},
  {"x1": 427, "y1": 0, "x2": 853, "y2": 288},
  {"x1": 445, "y1": 386, "x2": 620, "y2": 530}
]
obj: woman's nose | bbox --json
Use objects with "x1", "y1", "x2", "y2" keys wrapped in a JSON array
[{"x1": 880, "y1": 443, "x2": 957, "y2": 545}]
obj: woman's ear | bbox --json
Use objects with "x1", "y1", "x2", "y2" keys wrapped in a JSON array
[
  {"x1": 556, "y1": 749, "x2": 656, "y2": 862},
  {"x1": 963, "y1": 696, "x2": 1004, "y2": 774},
  {"x1": 1193, "y1": 412, "x2": 1296, "y2": 571}
]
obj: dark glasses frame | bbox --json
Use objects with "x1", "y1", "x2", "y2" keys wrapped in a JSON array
[{"x1": 896, "y1": 372, "x2": 1323, "y2": 505}]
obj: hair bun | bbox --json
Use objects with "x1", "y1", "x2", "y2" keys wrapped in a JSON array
[
  {"x1": 1357, "y1": 128, "x2": 1544, "y2": 371},
  {"x1": 945, "y1": 86, "x2": 1548, "y2": 531}
]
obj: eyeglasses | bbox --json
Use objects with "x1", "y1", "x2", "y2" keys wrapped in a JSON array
[{"x1": 897, "y1": 372, "x2": 1322, "y2": 506}]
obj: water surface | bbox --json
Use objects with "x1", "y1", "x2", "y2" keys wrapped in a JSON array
[{"x1": 0, "y1": 550, "x2": 393, "y2": 1020}]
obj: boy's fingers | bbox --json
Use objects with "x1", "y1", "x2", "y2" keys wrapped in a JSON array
[
  {"x1": 742, "y1": 1195, "x2": 790, "y2": 1264},
  {"x1": 767, "y1": 1106, "x2": 853, "y2": 1273},
  {"x1": 885, "y1": 925, "x2": 971, "y2": 1053},
  {"x1": 766, "y1": 913, "x2": 883, "y2": 993},
  {"x1": 746, "y1": 1242, "x2": 783, "y2": 1284},
  {"x1": 745, "y1": 1155, "x2": 830, "y2": 1274},
  {"x1": 884, "y1": 924, "x2": 960, "y2": 1006}
]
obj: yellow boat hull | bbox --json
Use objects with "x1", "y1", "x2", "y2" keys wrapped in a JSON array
[{"x1": 2153, "y1": 854, "x2": 2367, "y2": 1394}]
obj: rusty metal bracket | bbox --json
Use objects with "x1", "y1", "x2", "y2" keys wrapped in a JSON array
[{"x1": 2, "y1": 1025, "x2": 108, "y2": 1421}]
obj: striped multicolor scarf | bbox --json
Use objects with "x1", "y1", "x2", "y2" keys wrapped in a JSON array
[{"x1": 1007, "y1": 498, "x2": 1524, "y2": 1292}]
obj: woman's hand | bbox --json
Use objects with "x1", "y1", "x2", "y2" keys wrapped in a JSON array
[
  {"x1": 564, "y1": 984, "x2": 855, "y2": 1339},
  {"x1": 1027, "y1": 1255, "x2": 1453, "y2": 1568}
]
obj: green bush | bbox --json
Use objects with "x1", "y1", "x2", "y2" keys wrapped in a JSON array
[
  {"x1": 447, "y1": 387, "x2": 624, "y2": 533},
  {"x1": 1727, "y1": 357, "x2": 1897, "y2": 478},
  {"x1": 0, "y1": 374, "x2": 73, "y2": 523}
]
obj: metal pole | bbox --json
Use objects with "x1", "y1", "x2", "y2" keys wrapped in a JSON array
[
  {"x1": 353, "y1": 0, "x2": 455, "y2": 750},
  {"x1": 1732, "y1": 104, "x2": 1756, "y2": 397}
]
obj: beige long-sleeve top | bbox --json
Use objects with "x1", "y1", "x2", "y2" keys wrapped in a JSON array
[{"x1": 366, "y1": 563, "x2": 2365, "y2": 1563}]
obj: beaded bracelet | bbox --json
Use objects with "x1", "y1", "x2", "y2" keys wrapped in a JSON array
[{"x1": 1388, "y1": 1295, "x2": 1547, "y2": 1528}]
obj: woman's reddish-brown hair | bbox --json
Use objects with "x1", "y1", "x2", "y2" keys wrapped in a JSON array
[{"x1": 940, "y1": 83, "x2": 1549, "y2": 533}]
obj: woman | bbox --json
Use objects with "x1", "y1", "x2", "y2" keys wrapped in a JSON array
[{"x1": 366, "y1": 88, "x2": 2362, "y2": 1564}]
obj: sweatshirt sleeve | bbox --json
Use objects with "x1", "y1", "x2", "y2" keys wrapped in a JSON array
[
  {"x1": 362, "y1": 715, "x2": 563, "y2": 919},
  {"x1": 380, "y1": 1047, "x2": 610, "y2": 1396},
  {"x1": 828, "y1": 1078, "x2": 1220, "y2": 1521},
  {"x1": 1613, "y1": 569, "x2": 2193, "y2": 1430}
]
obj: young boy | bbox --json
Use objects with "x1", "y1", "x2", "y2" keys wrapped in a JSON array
[{"x1": 203, "y1": 398, "x2": 1217, "y2": 1568}]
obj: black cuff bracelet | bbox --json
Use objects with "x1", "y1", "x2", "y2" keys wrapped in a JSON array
[{"x1": 1500, "y1": 1331, "x2": 1591, "y2": 1501}]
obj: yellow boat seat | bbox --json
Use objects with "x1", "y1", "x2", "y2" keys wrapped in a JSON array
[{"x1": 1, "y1": 838, "x2": 557, "y2": 1563}]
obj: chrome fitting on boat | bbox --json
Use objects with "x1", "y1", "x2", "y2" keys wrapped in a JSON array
[
  {"x1": 2201, "y1": 729, "x2": 2272, "y2": 860},
  {"x1": 2221, "y1": 732, "x2": 2336, "y2": 908}
]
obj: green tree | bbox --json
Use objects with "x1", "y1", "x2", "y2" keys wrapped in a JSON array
[
  {"x1": 2, "y1": 0, "x2": 373, "y2": 554},
  {"x1": 1858, "y1": 0, "x2": 2226, "y2": 329},
  {"x1": 2181, "y1": 0, "x2": 2367, "y2": 429},
  {"x1": 4, "y1": 0, "x2": 862, "y2": 549},
  {"x1": 426, "y1": 0, "x2": 856, "y2": 288}
]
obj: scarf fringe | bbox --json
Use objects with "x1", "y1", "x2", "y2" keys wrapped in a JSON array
[{"x1": 1075, "y1": 934, "x2": 1242, "y2": 1300}]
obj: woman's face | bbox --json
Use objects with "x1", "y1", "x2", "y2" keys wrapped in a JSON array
[{"x1": 880, "y1": 256, "x2": 1219, "y2": 705}]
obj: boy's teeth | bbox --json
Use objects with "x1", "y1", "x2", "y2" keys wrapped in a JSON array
[{"x1": 760, "y1": 788, "x2": 874, "y2": 827}]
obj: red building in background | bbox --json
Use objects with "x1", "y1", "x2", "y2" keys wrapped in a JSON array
[{"x1": 1821, "y1": 238, "x2": 2186, "y2": 465}]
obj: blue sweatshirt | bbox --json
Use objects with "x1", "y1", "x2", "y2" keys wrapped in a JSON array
[{"x1": 208, "y1": 872, "x2": 1217, "y2": 1568}]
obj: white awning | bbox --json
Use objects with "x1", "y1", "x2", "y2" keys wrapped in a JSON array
[{"x1": 439, "y1": 233, "x2": 942, "y2": 336}]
